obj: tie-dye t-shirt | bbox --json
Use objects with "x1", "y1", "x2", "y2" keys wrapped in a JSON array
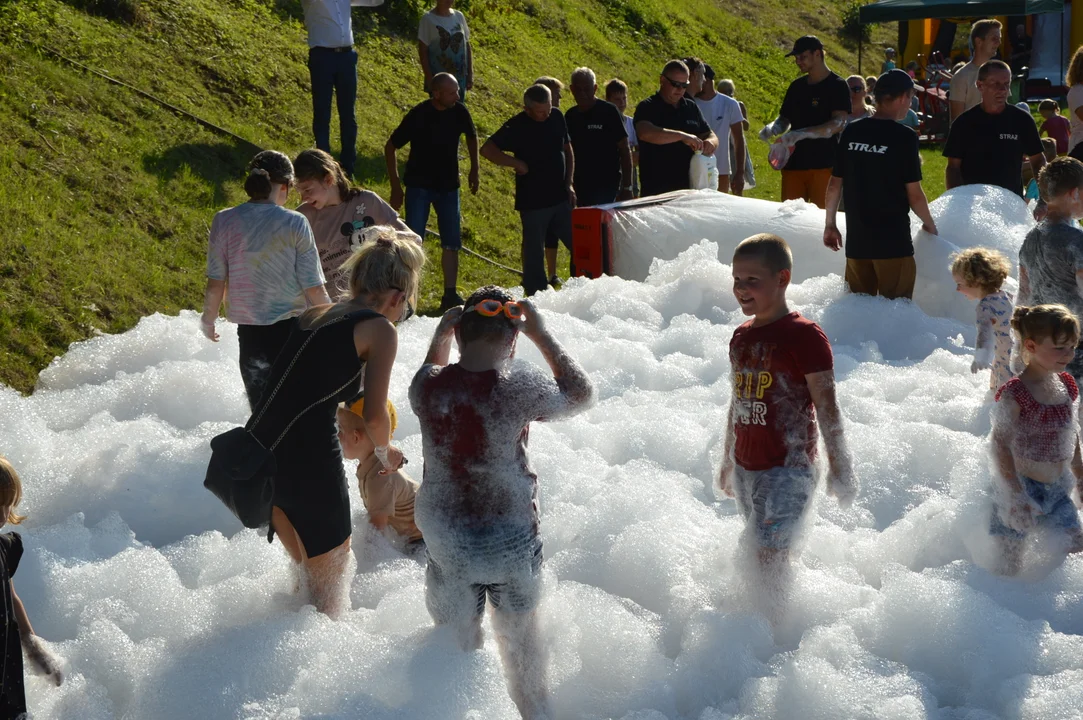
[{"x1": 206, "y1": 202, "x2": 325, "y2": 326}]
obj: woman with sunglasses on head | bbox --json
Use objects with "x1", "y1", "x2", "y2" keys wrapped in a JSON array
[
  {"x1": 410, "y1": 286, "x2": 594, "y2": 719},
  {"x1": 202, "y1": 150, "x2": 333, "y2": 410},
  {"x1": 254, "y1": 227, "x2": 425, "y2": 617}
]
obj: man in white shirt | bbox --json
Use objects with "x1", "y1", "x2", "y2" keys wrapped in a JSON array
[
  {"x1": 949, "y1": 18, "x2": 1002, "y2": 124},
  {"x1": 695, "y1": 63, "x2": 746, "y2": 193},
  {"x1": 301, "y1": 0, "x2": 373, "y2": 177}
]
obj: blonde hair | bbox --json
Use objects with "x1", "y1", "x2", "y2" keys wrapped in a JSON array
[
  {"x1": 0, "y1": 458, "x2": 27, "y2": 526},
  {"x1": 950, "y1": 247, "x2": 1011, "y2": 295},
  {"x1": 717, "y1": 78, "x2": 736, "y2": 96},
  {"x1": 1012, "y1": 304, "x2": 1081, "y2": 346},
  {"x1": 343, "y1": 397, "x2": 398, "y2": 438},
  {"x1": 1068, "y1": 45, "x2": 1083, "y2": 87},
  {"x1": 846, "y1": 75, "x2": 866, "y2": 92},
  {"x1": 340, "y1": 227, "x2": 426, "y2": 306}
]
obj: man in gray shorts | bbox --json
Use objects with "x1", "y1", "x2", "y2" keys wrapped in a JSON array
[{"x1": 482, "y1": 84, "x2": 577, "y2": 295}]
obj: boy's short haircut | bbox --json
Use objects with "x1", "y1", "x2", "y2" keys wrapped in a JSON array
[
  {"x1": 717, "y1": 78, "x2": 736, "y2": 96},
  {"x1": 733, "y1": 233, "x2": 793, "y2": 273},
  {"x1": 950, "y1": 247, "x2": 1011, "y2": 295},
  {"x1": 605, "y1": 78, "x2": 628, "y2": 98},
  {"x1": 534, "y1": 76, "x2": 564, "y2": 92},
  {"x1": 977, "y1": 59, "x2": 1011, "y2": 81},
  {"x1": 1039, "y1": 98, "x2": 1059, "y2": 113},
  {"x1": 682, "y1": 57, "x2": 704, "y2": 74},
  {"x1": 459, "y1": 285, "x2": 521, "y2": 345},
  {"x1": 1038, "y1": 156, "x2": 1083, "y2": 200}
]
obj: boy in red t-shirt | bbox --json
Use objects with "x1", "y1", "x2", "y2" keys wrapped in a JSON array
[
  {"x1": 1039, "y1": 99, "x2": 1071, "y2": 155},
  {"x1": 410, "y1": 286, "x2": 593, "y2": 719},
  {"x1": 718, "y1": 234, "x2": 857, "y2": 615}
]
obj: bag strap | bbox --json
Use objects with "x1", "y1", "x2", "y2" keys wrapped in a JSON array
[{"x1": 246, "y1": 307, "x2": 384, "y2": 448}]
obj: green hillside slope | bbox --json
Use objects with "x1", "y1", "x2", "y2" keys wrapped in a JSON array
[{"x1": 1, "y1": 0, "x2": 913, "y2": 392}]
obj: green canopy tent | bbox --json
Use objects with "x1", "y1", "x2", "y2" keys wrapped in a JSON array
[{"x1": 855, "y1": 0, "x2": 1065, "y2": 74}]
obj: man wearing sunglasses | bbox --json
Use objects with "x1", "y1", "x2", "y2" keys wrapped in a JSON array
[
  {"x1": 633, "y1": 59, "x2": 719, "y2": 198},
  {"x1": 759, "y1": 35, "x2": 851, "y2": 209}
]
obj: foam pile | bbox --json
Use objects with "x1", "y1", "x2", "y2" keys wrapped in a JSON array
[
  {"x1": 2, "y1": 220, "x2": 1081, "y2": 719},
  {"x1": 607, "y1": 184, "x2": 1033, "y2": 324}
]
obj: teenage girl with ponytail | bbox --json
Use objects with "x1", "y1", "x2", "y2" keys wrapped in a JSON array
[
  {"x1": 256, "y1": 226, "x2": 425, "y2": 616},
  {"x1": 202, "y1": 150, "x2": 332, "y2": 409},
  {"x1": 294, "y1": 149, "x2": 420, "y2": 299},
  {"x1": 990, "y1": 304, "x2": 1083, "y2": 575}
]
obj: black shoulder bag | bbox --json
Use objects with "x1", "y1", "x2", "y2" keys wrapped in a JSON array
[{"x1": 203, "y1": 309, "x2": 375, "y2": 529}]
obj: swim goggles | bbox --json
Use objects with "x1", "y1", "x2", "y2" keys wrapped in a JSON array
[{"x1": 465, "y1": 299, "x2": 525, "y2": 320}]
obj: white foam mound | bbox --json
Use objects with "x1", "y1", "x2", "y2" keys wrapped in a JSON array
[
  {"x1": 5, "y1": 237, "x2": 1083, "y2": 720},
  {"x1": 607, "y1": 184, "x2": 1032, "y2": 324}
]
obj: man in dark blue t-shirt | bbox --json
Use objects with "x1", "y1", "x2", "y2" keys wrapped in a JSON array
[
  {"x1": 386, "y1": 73, "x2": 479, "y2": 311},
  {"x1": 824, "y1": 70, "x2": 938, "y2": 300},
  {"x1": 482, "y1": 83, "x2": 576, "y2": 296}
]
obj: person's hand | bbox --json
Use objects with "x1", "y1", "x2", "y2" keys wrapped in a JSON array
[
  {"x1": 680, "y1": 133, "x2": 704, "y2": 152},
  {"x1": 567, "y1": 184, "x2": 577, "y2": 209},
  {"x1": 823, "y1": 225, "x2": 843, "y2": 252},
  {"x1": 468, "y1": 167, "x2": 480, "y2": 195},
  {"x1": 519, "y1": 298, "x2": 546, "y2": 339},
  {"x1": 717, "y1": 458, "x2": 735, "y2": 498},
  {"x1": 375, "y1": 444, "x2": 406, "y2": 475},
  {"x1": 513, "y1": 159, "x2": 529, "y2": 175},
  {"x1": 200, "y1": 315, "x2": 219, "y2": 342},
  {"x1": 971, "y1": 356, "x2": 990, "y2": 373},
  {"x1": 731, "y1": 172, "x2": 745, "y2": 196},
  {"x1": 389, "y1": 185, "x2": 404, "y2": 211},
  {"x1": 826, "y1": 464, "x2": 858, "y2": 509},
  {"x1": 922, "y1": 221, "x2": 938, "y2": 236},
  {"x1": 778, "y1": 130, "x2": 807, "y2": 147},
  {"x1": 701, "y1": 137, "x2": 718, "y2": 155},
  {"x1": 437, "y1": 305, "x2": 463, "y2": 336},
  {"x1": 25, "y1": 635, "x2": 63, "y2": 687}
]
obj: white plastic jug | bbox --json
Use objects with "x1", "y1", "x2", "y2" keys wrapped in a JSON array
[{"x1": 689, "y1": 151, "x2": 718, "y2": 190}]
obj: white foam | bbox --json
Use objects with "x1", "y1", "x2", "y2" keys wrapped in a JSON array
[{"x1": 4, "y1": 190, "x2": 1081, "y2": 718}]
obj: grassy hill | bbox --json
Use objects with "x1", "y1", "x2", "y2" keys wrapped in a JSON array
[{"x1": 0, "y1": 0, "x2": 932, "y2": 392}]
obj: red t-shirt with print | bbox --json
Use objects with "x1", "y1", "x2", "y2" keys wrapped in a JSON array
[{"x1": 729, "y1": 312, "x2": 834, "y2": 471}]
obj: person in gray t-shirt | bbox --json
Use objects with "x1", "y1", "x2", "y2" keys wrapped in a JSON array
[{"x1": 1019, "y1": 218, "x2": 1083, "y2": 378}]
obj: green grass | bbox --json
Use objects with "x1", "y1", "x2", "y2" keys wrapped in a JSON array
[{"x1": 1, "y1": 0, "x2": 940, "y2": 392}]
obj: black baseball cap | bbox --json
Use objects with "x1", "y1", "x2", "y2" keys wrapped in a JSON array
[
  {"x1": 875, "y1": 68, "x2": 915, "y2": 96},
  {"x1": 786, "y1": 35, "x2": 824, "y2": 57}
]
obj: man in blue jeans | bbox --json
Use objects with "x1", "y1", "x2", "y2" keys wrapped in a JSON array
[
  {"x1": 302, "y1": 0, "x2": 362, "y2": 177},
  {"x1": 386, "y1": 73, "x2": 480, "y2": 311},
  {"x1": 482, "y1": 84, "x2": 577, "y2": 296}
]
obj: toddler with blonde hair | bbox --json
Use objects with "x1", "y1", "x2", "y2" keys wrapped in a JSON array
[{"x1": 951, "y1": 247, "x2": 1015, "y2": 388}]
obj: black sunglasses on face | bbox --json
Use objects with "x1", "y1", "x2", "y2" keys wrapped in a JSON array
[
  {"x1": 664, "y1": 75, "x2": 690, "y2": 90},
  {"x1": 849, "y1": 86, "x2": 865, "y2": 92}
]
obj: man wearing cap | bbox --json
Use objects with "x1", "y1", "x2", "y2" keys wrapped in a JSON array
[
  {"x1": 302, "y1": 0, "x2": 375, "y2": 177},
  {"x1": 944, "y1": 60, "x2": 1044, "y2": 196},
  {"x1": 760, "y1": 35, "x2": 851, "y2": 209},
  {"x1": 824, "y1": 70, "x2": 938, "y2": 300},
  {"x1": 634, "y1": 59, "x2": 719, "y2": 198},
  {"x1": 695, "y1": 63, "x2": 746, "y2": 193},
  {"x1": 950, "y1": 19, "x2": 1001, "y2": 124}
]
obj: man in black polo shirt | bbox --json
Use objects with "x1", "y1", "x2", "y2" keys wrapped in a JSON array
[
  {"x1": 943, "y1": 60, "x2": 1045, "y2": 196},
  {"x1": 760, "y1": 35, "x2": 851, "y2": 209},
  {"x1": 385, "y1": 73, "x2": 479, "y2": 311},
  {"x1": 566, "y1": 66, "x2": 633, "y2": 206},
  {"x1": 633, "y1": 59, "x2": 718, "y2": 198},
  {"x1": 824, "y1": 69, "x2": 938, "y2": 300},
  {"x1": 482, "y1": 83, "x2": 576, "y2": 296}
]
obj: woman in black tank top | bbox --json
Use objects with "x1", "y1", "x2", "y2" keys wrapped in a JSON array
[{"x1": 253, "y1": 226, "x2": 426, "y2": 616}]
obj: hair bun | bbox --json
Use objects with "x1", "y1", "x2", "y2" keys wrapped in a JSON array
[
  {"x1": 376, "y1": 237, "x2": 394, "y2": 248},
  {"x1": 249, "y1": 168, "x2": 270, "y2": 178}
]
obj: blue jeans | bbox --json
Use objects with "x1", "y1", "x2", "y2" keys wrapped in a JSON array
[
  {"x1": 404, "y1": 187, "x2": 462, "y2": 250},
  {"x1": 308, "y1": 47, "x2": 358, "y2": 176},
  {"x1": 733, "y1": 465, "x2": 815, "y2": 550}
]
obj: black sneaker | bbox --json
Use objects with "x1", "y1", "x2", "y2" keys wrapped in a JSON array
[
  {"x1": 549, "y1": 275, "x2": 563, "y2": 289},
  {"x1": 440, "y1": 290, "x2": 464, "y2": 312}
]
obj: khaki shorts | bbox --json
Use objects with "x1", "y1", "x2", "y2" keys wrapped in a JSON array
[{"x1": 845, "y1": 256, "x2": 916, "y2": 300}]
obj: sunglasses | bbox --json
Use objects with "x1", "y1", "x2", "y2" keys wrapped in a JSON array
[
  {"x1": 466, "y1": 299, "x2": 525, "y2": 320},
  {"x1": 849, "y1": 85, "x2": 865, "y2": 92},
  {"x1": 389, "y1": 286, "x2": 415, "y2": 323},
  {"x1": 663, "y1": 76, "x2": 690, "y2": 90}
]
